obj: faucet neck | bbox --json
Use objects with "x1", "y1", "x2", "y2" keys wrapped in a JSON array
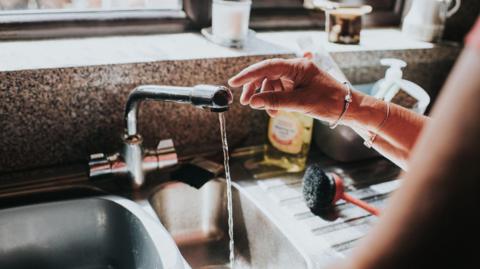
[
  {"x1": 124, "y1": 85, "x2": 232, "y2": 136},
  {"x1": 125, "y1": 85, "x2": 194, "y2": 136}
]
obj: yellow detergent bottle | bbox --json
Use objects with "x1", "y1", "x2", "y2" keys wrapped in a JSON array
[{"x1": 264, "y1": 111, "x2": 313, "y2": 172}]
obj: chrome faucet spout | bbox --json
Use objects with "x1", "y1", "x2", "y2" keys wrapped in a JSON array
[{"x1": 125, "y1": 85, "x2": 232, "y2": 136}]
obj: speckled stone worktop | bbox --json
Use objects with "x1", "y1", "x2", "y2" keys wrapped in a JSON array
[{"x1": 0, "y1": 29, "x2": 462, "y2": 174}]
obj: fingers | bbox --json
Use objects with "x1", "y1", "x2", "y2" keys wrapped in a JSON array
[
  {"x1": 280, "y1": 78, "x2": 295, "y2": 92},
  {"x1": 261, "y1": 78, "x2": 275, "y2": 93},
  {"x1": 265, "y1": 79, "x2": 284, "y2": 117},
  {"x1": 240, "y1": 78, "x2": 282, "y2": 107},
  {"x1": 266, "y1": 108, "x2": 279, "y2": 117},
  {"x1": 250, "y1": 91, "x2": 298, "y2": 111},
  {"x1": 228, "y1": 58, "x2": 293, "y2": 88},
  {"x1": 240, "y1": 81, "x2": 260, "y2": 105},
  {"x1": 270, "y1": 79, "x2": 285, "y2": 92},
  {"x1": 240, "y1": 78, "x2": 293, "y2": 116}
]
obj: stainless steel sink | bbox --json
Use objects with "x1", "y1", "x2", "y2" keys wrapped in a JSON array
[
  {"x1": 149, "y1": 179, "x2": 309, "y2": 269},
  {"x1": 0, "y1": 196, "x2": 187, "y2": 269}
]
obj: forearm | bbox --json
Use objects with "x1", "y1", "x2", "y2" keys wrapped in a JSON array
[
  {"x1": 351, "y1": 126, "x2": 410, "y2": 169},
  {"x1": 344, "y1": 91, "x2": 428, "y2": 169}
]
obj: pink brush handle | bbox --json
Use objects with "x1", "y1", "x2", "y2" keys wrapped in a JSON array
[{"x1": 342, "y1": 193, "x2": 380, "y2": 216}]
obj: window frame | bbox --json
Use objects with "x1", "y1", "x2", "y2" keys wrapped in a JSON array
[{"x1": 0, "y1": 9, "x2": 189, "y2": 40}]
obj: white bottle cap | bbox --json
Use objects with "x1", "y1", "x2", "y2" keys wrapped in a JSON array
[{"x1": 381, "y1": 58, "x2": 407, "y2": 81}]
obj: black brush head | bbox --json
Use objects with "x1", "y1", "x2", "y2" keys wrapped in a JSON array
[{"x1": 302, "y1": 163, "x2": 336, "y2": 214}]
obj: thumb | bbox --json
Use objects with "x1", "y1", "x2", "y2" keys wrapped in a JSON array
[{"x1": 250, "y1": 91, "x2": 299, "y2": 111}]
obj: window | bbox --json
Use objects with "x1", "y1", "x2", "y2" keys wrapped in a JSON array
[
  {"x1": 0, "y1": 0, "x2": 186, "y2": 39},
  {"x1": 0, "y1": 0, "x2": 181, "y2": 11}
]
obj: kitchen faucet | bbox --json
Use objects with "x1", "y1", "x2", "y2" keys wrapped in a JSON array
[{"x1": 89, "y1": 84, "x2": 233, "y2": 188}]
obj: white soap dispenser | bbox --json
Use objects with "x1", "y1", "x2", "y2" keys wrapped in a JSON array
[
  {"x1": 372, "y1": 58, "x2": 431, "y2": 115},
  {"x1": 373, "y1": 58, "x2": 407, "y2": 100}
]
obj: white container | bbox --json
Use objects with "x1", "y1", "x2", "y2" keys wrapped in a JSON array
[
  {"x1": 372, "y1": 58, "x2": 430, "y2": 115},
  {"x1": 212, "y1": 0, "x2": 252, "y2": 42},
  {"x1": 402, "y1": 0, "x2": 461, "y2": 42}
]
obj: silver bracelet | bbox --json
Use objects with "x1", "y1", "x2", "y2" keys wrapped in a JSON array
[
  {"x1": 329, "y1": 81, "x2": 353, "y2": 129},
  {"x1": 364, "y1": 102, "x2": 390, "y2": 148}
]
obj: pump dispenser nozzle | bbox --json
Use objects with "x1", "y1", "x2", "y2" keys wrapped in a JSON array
[
  {"x1": 374, "y1": 58, "x2": 407, "y2": 99},
  {"x1": 381, "y1": 58, "x2": 407, "y2": 81}
]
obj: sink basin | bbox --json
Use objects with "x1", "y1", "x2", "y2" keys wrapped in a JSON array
[
  {"x1": 0, "y1": 196, "x2": 186, "y2": 269},
  {"x1": 149, "y1": 180, "x2": 309, "y2": 269}
]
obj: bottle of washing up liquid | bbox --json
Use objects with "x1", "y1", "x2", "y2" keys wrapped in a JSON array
[{"x1": 264, "y1": 111, "x2": 314, "y2": 172}]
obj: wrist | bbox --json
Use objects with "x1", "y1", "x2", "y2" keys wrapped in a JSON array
[{"x1": 343, "y1": 90, "x2": 386, "y2": 130}]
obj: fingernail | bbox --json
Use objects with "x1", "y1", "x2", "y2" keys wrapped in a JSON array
[{"x1": 252, "y1": 105, "x2": 265, "y2": 110}]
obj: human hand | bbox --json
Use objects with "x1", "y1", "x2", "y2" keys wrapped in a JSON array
[{"x1": 228, "y1": 58, "x2": 352, "y2": 123}]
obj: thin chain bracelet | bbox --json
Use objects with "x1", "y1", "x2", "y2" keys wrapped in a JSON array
[
  {"x1": 329, "y1": 81, "x2": 353, "y2": 129},
  {"x1": 364, "y1": 102, "x2": 390, "y2": 148}
]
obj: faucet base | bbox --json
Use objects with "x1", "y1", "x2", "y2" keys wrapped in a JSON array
[{"x1": 89, "y1": 139, "x2": 178, "y2": 188}]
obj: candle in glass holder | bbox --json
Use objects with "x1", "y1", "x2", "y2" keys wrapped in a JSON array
[{"x1": 212, "y1": 0, "x2": 252, "y2": 42}]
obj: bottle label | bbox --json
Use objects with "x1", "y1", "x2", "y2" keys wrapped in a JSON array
[{"x1": 268, "y1": 114, "x2": 303, "y2": 154}]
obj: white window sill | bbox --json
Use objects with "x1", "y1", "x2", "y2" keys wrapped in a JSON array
[{"x1": 0, "y1": 28, "x2": 457, "y2": 72}]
